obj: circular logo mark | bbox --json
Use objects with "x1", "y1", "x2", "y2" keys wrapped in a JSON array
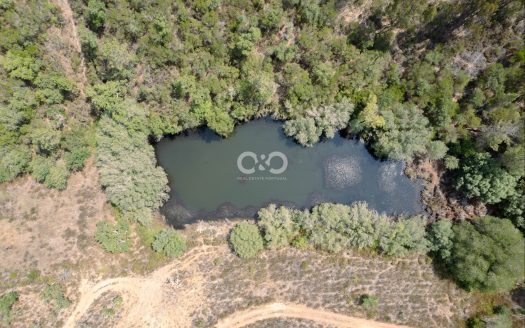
[{"x1": 237, "y1": 151, "x2": 288, "y2": 175}]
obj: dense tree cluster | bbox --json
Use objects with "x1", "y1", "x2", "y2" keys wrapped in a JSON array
[
  {"x1": 446, "y1": 216, "x2": 524, "y2": 292},
  {"x1": 2, "y1": 1, "x2": 523, "y2": 232},
  {"x1": 258, "y1": 202, "x2": 429, "y2": 257},
  {"x1": 0, "y1": 1, "x2": 91, "y2": 187}
]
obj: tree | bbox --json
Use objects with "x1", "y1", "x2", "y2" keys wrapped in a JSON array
[
  {"x1": 257, "y1": 204, "x2": 306, "y2": 249},
  {"x1": 455, "y1": 153, "x2": 518, "y2": 204},
  {"x1": 95, "y1": 38, "x2": 135, "y2": 81},
  {"x1": 449, "y1": 216, "x2": 525, "y2": 292},
  {"x1": 427, "y1": 219, "x2": 454, "y2": 261},
  {"x1": 0, "y1": 145, "x2": 31, "y2": 182},
  {"x1": 301, "y1": 202, "x2": 428, "y2": 256},
  {"x1": 283, "y1": 117, "x2": 320, "y2": 147},
  {"x1": 85, "y1": 0, "x2": 106, "y2": 32},
  {"x1": 94, "y1": 218, "x2": 130, "y2": 253},
  {"x1": 152, "y1": 229, "x2": 187, "y2": 258},
  {"x1": 373, "y1": 103, "x2": 434, "y2": 161},
  {"x1": 284, "y1": 99, "x2": 354, "y2": 147},
  {"x1": 229, "y1": 222, "x2": 264, "y2": 259},
  {"x1": 96, "y1": 116, "x2": 169, "y2": 214}
]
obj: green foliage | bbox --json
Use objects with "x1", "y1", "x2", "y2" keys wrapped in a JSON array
[
  {"x1": 427, "y1": 219, "x2": 454, "y2": 261},
  {"x1": 373, "y1": 103, "x2": 440, "y2": 161},
  {"x1": 359, "y1": 294, "x2": 379, "y2": 311},
  {"x1": 0, "y1": 291, "x2": 18, "y2": 325},
  {"x1": 41, "y1": 283, "x2": 70, "y2": 309},
  {"x1": 258, "y1": 202, "x2": 429, "y2": 257},
  {"x1": 152, "y1": 229, "x2": 187, "y2": 258},
  {"x1": 44, "y1": 161, "x2": 69, "y2": 190},
  {"x1": 87, "y1": 81, "x2": 127, "y2": 114},
  {"x1": 94, "y1": 218, "x2": 130, "y2": 253},
  {"x1": 85, "y1": 0, "x2": 106, "y2": 32},
  {"x1": 456, "y1": 153, "x2": 518, "y2": 204},
  {"x1": 229, "y1": 222, "x2": 264, "y2": 259},
  {"x1": 1, "y1": 47, "x2": 41, "y2": 81},
  {"x1": 0, "y1": 145, "x2": 31, "y2": 182},
  {"x1": 284, "y1": 99, "x2": 354, "y2": 146},
  {"x1": 449, "y1": 216, "x2": 525, "y2": 292},
  {"x1": 96, "y1": 116, "x2": 169, "y2": 214},
  {"x1": 95, "y1": 38, "x2": 135, "y2": 81},
  {"x1": 257, "y1": 204, "x2": 306, "y2": 249},
  {"x1": 500, "y1": 180, "x2": 525, "y2": 231}
]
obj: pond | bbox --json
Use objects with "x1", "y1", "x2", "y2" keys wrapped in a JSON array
[{"x1": 156, "y1": 119, "x2": 424, "y2": 227}]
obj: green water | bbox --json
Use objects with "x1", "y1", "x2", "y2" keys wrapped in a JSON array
[{"x1": 155, "y1": 119, "x2": 423, "y2": 226}]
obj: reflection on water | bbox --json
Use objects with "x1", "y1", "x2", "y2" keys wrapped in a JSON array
[{"x1": 155, "y1": 119, "x2": 424, "y2": 227}]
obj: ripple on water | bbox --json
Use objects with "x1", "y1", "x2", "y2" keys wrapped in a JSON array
[{"x1": 323, "y1": 155, "x2": 362, "y2": 191}]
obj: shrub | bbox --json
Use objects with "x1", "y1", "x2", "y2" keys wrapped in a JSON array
[
  {"x1": 0, "y1": 291, "x2": 18, "y2": 325},
  {"x1": 257, "y1": 204, "x2": 305, "y2": 249},
  {"x1": 359, "y1": 294, "x2": 379, "y2": 311},
  {"x1": 152, "y1": 229, "x2": 187, "y2": 258},
  {"x1": 44, "y1": 161, "x2": 69, "y2": 190},
  {"x1": 449, "y1": 216, "x2": 525, "y2": 292},
  {"x1": 229, "y1": 222, "x2": 264, "y2": 259},
  {"x1": 94, "y1": 218, "x2": 130, "y2": 253},
  {"x1": 41, "y1": 283, "x2": 70, "y2": 309}
]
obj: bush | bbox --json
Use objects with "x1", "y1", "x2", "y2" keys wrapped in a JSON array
[
  {"x1": 359, "y1": 294, "x2": 379, "y2": 311},
  {"x1": 44, "y1": 161, "x2": 69, "y2": 190},
  {"x1": 229, "y1": 222, "x2": 264, "y2": 259},
  {"x1": 41, "y1": 283, "x2": 70, "y2": 309},
  {"x1": 0, "y1": 291, "x2": 18, "y2": 325},
  {"x1": 152, "y1": 229, "x2": 187, "y2": 258},
  {"x1": 257, "y1": 204, "x2": 306, "y2": 249},
  {"x1": 94, "y1": 218, "x2": 130, "y2": 253},
  {"x1": 449, "y1": 216, "x2": 525, "y2": 292}
]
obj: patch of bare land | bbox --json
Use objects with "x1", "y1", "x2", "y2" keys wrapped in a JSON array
[
  {"x1": 48, "y1": 222, "x2": 480, "y2": 328},
  {"x1": 0, "y1": 159, "x2": 111, "y2": 279}
]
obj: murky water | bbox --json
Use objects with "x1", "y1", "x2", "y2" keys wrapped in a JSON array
[{"x1": 155, "y1": 119, "x2": 424, "y2": 226}]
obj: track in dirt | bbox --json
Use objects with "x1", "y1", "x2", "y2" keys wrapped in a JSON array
[
  {"x1": 216, "y1": 303, "x2": 412, "y2": 328},
  {"x1": 64, "y1": 245, "x2": 412, "y2": 328}
]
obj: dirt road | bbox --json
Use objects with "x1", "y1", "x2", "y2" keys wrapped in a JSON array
[
  {"x1": 64, "y1": 245, "x2": 412, "y2": 328},
  {"x1": 217, "y1": 303, "x2": 412, "y2": 328}
]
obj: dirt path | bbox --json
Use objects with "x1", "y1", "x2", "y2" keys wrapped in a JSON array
[
  {"x1": 51, "y1": 0, "x2": 88, "y2": 96},
  {"x1": 64, "y1": 245, "x2": 217, "y2": 327},
  {"x1": 64, "y1": 244, "x2": 413, "y2": 328},
  {"x1": 217, "y1": 303, "x2": 412, "y2": 328}
]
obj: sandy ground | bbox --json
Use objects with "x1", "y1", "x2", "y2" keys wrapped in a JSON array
[
  {"x1": 217, "y1": 303, "x2": 412, "y2": 328},
  {"x1": 65, "y1": 244, "x2": 413, "y2": 328}
]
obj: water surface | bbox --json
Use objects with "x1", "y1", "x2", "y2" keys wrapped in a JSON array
[{"x1": 156, "y1": 119, "x2": 423, "y2": 226}]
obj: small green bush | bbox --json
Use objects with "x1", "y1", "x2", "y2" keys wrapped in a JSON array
[
  {"x1": 94, "y1": 218, "x2": 130, "y2": 253},
  {"x1": 152, "y1": 229, "x2": 187, "y2": 258},
  {"x1": 41, "y1": 283, "x2": 70, "y2": 309},
  {"x1": 0, "y1": 291, "x2": 18, "y2": 325},
  {"x1": 229, "y1": 222, "x2": 264, "y2": 259}
]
